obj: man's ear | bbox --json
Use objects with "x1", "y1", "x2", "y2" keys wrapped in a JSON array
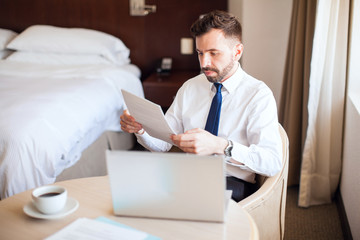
[{"x1": 234, "y1": 43, "x2": 244, "y2": 60}]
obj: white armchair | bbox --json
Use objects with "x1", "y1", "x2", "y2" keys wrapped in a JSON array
[{"x1": 238, "y1": 124, "x2": 289, "y2": 240}]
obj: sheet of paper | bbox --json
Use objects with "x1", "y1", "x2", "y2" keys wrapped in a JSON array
[
  {"x1": 121, "y1": 89, "x2": 176, "y2": 144},
  {"x1": 96, "y1": 217, "x2": 161, "y2": 240},
  {"x1": 45, "y1": 218, "x2": 150, "y2": 240}
]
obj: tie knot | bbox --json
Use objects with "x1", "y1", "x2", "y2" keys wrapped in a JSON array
[{"x1": 214, "y1": 83, "x2": 222, "y2": 93}]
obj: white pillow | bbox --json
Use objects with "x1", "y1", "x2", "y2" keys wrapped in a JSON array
[
  {"x1": 0, "y1": 28, "x2": 17, "y2": 50},
  {"x1": 6, "y1": 51, "x2": 112, "y2": 65},
  {"x1": 7, "y1": 25, "x2": 130, "y2": 65}
]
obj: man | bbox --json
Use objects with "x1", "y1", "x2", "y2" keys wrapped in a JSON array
[{"x1": 120, "y1": 10, "x2": 282, "y2": 202}]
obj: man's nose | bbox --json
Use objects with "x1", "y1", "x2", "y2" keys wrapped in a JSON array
[{"x1": 200, "y1": 54, "x2": 211, "y2": 68}]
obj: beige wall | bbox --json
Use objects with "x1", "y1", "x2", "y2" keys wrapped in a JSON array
[
  {"x1": 340, "y1": 0, "x2": 360, "y2": 238},
  {"x1": 228, "y1": 0, "x2": 293, "y2": 109},
  {"x1": 341, "y1": 94, "x2": 360, "y2": 239}
]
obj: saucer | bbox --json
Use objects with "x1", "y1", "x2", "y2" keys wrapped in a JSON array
[{"x1": 23, "y1": 197, "x2": 79, "y2": 219}]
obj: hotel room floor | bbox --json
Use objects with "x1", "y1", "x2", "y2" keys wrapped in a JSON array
[{"x1": 284, "y1": 186, "x2": 344, "y2": 240}]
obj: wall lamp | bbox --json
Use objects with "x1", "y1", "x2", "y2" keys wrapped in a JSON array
[{"x1": 130, "y1": 0, "x2": 156, "y2": 16}]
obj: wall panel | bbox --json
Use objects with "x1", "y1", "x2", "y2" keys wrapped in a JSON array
[{"x1": 0, "y1": 0, "x2": 227, "y2": 79}]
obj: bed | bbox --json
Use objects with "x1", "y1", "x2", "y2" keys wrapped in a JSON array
[{"x1": 0, "y1": 25, "x2": 144, "y2": 199}]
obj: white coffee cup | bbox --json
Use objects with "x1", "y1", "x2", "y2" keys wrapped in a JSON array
[{"x1": 32, "y1": 185, "x2": 67, "y2": 215}]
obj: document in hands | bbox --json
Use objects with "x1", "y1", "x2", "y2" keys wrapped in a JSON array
[{"x1": 121, "y1": 89, "x2": 176, "y2": 144}]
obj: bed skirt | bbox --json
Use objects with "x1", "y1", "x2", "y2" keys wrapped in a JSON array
[{"x1": 56, "y1": 131, "x2": 135, "y2": 182}]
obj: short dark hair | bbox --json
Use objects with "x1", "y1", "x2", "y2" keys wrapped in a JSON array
[{"x1": 190, "y1": 10, "x2": 242, "y2": 42}]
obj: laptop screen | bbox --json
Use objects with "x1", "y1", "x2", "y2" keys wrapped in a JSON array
[{"x1": 106, "y1": 150, "x2": 227, "y2": 222}]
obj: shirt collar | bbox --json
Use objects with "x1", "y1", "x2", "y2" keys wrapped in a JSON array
[{"x1": 221, "y1": 62, "x2": 244, "y2": 94}]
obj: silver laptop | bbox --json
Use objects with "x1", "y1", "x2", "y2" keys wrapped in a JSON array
[{"x1": 106, "y1": 150, "x2": 230, "y2": 222}]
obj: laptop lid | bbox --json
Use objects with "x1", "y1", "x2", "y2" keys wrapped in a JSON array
[{"x1": 106, "y1": 150, "x2": 227, "y2": 222}]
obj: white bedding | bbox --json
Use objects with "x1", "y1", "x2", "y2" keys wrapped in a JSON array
[{"x1": 0, "y1": 60, "x2": 144, "y2": 198}]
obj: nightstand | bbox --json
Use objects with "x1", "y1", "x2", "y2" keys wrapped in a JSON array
[{"x1": 142, "y1": 70, "x2": 200, "y2": 109}]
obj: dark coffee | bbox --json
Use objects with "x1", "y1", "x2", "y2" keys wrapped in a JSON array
[{"x1": 39, "y1": 192, "x2": 61, "y2": 197}]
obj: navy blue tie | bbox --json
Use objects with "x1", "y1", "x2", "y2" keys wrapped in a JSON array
[{"x1": 205, "y1": 83, "x2": 223, "y2": 136}]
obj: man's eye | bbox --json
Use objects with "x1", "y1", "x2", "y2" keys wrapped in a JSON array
[
  {"x1": 198, "y1": 52, "x2": 203, "y2": 56},
  {"x1": 210, "y1": 52, "x2": 218, "y2": 56}
]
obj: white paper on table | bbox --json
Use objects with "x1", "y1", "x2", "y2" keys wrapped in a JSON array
[
  {"x1": 45, "y1": 218, "x2": 148, "y2": 240},
  {"x1": 121, "y1": 89, "x2": 176, "y2": 144}
]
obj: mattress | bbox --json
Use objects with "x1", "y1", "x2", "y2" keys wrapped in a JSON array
[{"x1": 0, "y1": 60, "x2": 144, "y2": 198}]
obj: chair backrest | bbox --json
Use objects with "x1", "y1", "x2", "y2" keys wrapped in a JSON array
[{"x1": 238, "y1": 123, "x2": 289, "y2": 240}]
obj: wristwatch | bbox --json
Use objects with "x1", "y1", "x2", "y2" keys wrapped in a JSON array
[{"x1": 224, "y1": 140, "x2": 233, "y2": 157}]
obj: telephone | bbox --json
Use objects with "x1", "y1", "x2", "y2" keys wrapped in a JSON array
[{"x1": 156, "y1": 57, "x2": 172, "y2": 75}]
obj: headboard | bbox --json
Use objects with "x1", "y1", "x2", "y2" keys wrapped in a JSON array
[{"x1": 0, "y1": 0, "x2": 227, "y2": 79}]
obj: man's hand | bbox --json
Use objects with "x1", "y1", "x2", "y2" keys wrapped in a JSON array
[
  {"x1": 171, "y1": 128, "x2": 228, "y2": 155},
  {"x1": 120, "y1": 110, "x2": 144, "y2": 134}
]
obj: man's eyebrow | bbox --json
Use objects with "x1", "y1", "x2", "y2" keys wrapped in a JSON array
[{"x1": 196, "y1": 48, "x2": 220, "y2": 52}]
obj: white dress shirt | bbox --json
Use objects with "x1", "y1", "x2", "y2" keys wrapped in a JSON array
[{"x1": 136, "y1": 64, "x2": 282, "y2": 183}]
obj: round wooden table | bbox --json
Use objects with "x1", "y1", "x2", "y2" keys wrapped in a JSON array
[{"x1": 0, "y1": 176, "x2": 259, "y2": 240}]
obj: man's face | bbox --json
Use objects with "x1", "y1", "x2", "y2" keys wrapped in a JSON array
[{"x1": 196, "y1": 29, "x2": 242, "y2": 83}]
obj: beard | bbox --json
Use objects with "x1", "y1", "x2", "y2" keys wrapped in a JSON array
[{"x1": 201, "y1": 59, "x2": 235, "y2": 83}]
